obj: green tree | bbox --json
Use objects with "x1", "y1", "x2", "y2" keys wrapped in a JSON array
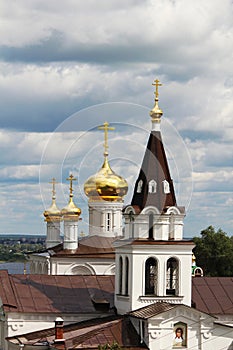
[
  {"x1": 193, "y1": 226, "x2": 233, "y2": 277},
  {"x1": 98, "y1": 342, "x2": 121, "y2": 350}
]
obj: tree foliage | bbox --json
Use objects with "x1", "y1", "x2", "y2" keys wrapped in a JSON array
[
  {"x1": 0, "y1": 243, "x2": 44, "y2": 262},
  {"x1": 193, "y1": 226, "x2": 233, "y2": 277},
  {"x1": 98, "y1": 341, "x2": 121, "y2": 350}
]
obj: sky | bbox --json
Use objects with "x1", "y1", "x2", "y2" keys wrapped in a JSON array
[{"x1": 0, "y1": 0, "x2": 232, "y2": 238}]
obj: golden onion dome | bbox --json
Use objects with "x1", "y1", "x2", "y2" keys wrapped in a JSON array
[
  {"x1": 44, "y1": 199, "x2": 61, "y2": 218},
  {"x1": 84, "y1": 157, "x2": 128, "y2": 202},
  {"x1": 43, "y1": 178, "x2": 62, "y2": 222},
  {"x1": 61, "y1": 197, "x2": 81, "y2": 217},
  {"x1": 149, "y1": 79, "x2": 163, "y2": 122},
  {"x1": 61, "y1": 174, "x2": 81, "y2": 219}
]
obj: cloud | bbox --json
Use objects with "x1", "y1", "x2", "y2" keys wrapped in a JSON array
[{"x1": 0, "y1": 0, "x2": 232, "y2": 236}]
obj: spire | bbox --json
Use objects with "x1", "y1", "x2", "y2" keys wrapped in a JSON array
[
  {"x1": 130, "y1": 79, "x2": 176, "y2": 213},
  {"x1": 150, "y1": 79, "x2": 163, "y2": 131},
  {"x1": 43, "y1": 178, "x2": 61, "y2": 221},
  {"x1": 61, "y1": 174, "x2": 81, "y2": 217}
]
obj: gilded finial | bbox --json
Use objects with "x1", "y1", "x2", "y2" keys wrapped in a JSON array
[
  {"x1": 62, "y1": 174, "x2": 81, "y2": 217},
  {"x1": 43, "y1": 177, "x2": 61, "y2": 220},
  {"x1": 152, "y1": 79, "x2": 162, "y2": 100},
  {"x1": 49, "y1": 177, "x2": 58, "y2": 200},
  {"x1": 98, "y1": 122, "x2": 115, "y2": 157},
  {"x1": 150, "y1": 78, "x2": 163, "y2": 123},
  {"x1": 66, "y1": 174, "x2": 76, "y2": 198}
]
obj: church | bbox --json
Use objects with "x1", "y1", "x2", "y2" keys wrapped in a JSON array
[{"x1": 0, "y1": 80, "x2": 232, "y2": 350}]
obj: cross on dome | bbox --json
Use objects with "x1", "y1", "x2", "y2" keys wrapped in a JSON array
[
  {"x1": 152, "y1": 79, "x2": 162, "y2": 100},
  {"x1": 49, "y1": 177, "x2": 58, "y2": 199},
  {"x1": 150, "y1": 78, "x2": 163, "y2": 124},
  {"x1": 98, "y1": 121, "x2": 115, "y2": 157},
  {"x1": 66, "y1": 174, "x2": 76, "y2": 197}
]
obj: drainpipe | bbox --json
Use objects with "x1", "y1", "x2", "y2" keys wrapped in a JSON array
[{"x1": 139, "y1": 320, "x2": 144, "y2": 344}]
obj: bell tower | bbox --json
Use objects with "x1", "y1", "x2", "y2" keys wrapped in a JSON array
[{"x1": 114, "y1": 80, "x2": 194, "y2": 314}]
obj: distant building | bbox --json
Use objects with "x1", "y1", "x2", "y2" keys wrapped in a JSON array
[{"x1": 1, "y1": 80, "x2": 232, "y2": 350}]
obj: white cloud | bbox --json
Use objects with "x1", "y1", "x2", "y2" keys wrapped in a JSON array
[{"x1": 0, "y1": 0, "x2": 232, "y2": 235}]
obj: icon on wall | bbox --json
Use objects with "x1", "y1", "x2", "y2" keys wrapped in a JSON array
[{"x1": 173, "y1": 322, "x2": 187, "y2": 347}]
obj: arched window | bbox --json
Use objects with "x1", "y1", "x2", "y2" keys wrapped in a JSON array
[
  {"x1": 119, "y1": 256, "x2": 123, "y2": 294},
  {"x1": 70, "y1": 265, "x2": 94, "y2": 275},
  {"x1": 194, "y1": 267, "x2": 203, "y2": 277},
  {"x1": 163, "y1": 180, "x2": 170, "y2": 194},
  {"x1": 125, "y1": 257, "x2": 129, "y2": 296},
  {"x1": 137, "y1": 180, "x2": 143, "y2": 193},
  {"x1": 149, "y1": 180, "x2": 157, "y2": 193},
  {"x1": 145, "y1": 257, "x2": 158, "y2": 295},
  {"x1": 166, "y1": 258, "x2": 179, "y2": 295}
]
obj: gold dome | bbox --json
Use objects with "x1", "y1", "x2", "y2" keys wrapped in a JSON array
[
  {"x1": 61, "y1": 197, "x2": 81, "y2": 217},
  {"x1": 43, "y1": 178, "x2": 62, "y2": 222},
  {"x1": 150, "y1": 79, "x2": 163, "y2": 122},
  {"x1": 44, "y1": 199, "x2": 61, "y2": 219},
  {"x1": 84, "y1": 157, "x2": 128, "y2": 202},
  {"x1": 61, "y1": 174, "x2": 81, "y2": 220}
]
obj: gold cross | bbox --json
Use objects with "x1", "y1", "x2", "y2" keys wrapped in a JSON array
[
  {"x1": 49, "y1": 177, "x2": 58, "y2": 198},
  {"x1": 98, "y1": 121, "x2": 115, "y2": 157},
  {"x1": 66, "y1": 174, "x2": 77, "y2": 196},
  {"x1": 152, "y1": 79, "x2": 162, "y2": 99}
]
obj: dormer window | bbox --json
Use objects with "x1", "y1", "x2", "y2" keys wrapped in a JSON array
[
  {"x1": 137, "y1": 180, "x2": 143, "y2": 193},
  {"x1": 163, "y1": 180, "x2": 170, "y2": 194},
  {"x1": 149, "y1": 180, "x2": 157, "y2": 193}
]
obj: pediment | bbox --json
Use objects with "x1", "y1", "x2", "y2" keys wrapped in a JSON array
[{"x1": 149, "y1": 304, "x2": 215, "y2": 325}]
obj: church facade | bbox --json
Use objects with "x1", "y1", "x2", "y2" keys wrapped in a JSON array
[{"x1": 1, "y1": 80, "x2": 233, "y2": 350}]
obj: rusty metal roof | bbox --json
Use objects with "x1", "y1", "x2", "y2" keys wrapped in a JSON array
[
  {"x1": 1, "y1": 270, "x2": 232, "y2": 318},
  {"x1": 192, "y1": 277, "x2": 233, "y2": 315},
  {"x1": 0, "y1": 271, "x2": 115, "y2": 314},
  {"x1": 128, "y1": 302, "x2": 177, "y2": 319},
  {"x1": 48, "y1": 236, "x2": 117, "y2": 259},
  {"x1": 7, "y1": 315, "x2": 148, "y2": 350},
  {"x1": 129, "y1": 239, "x2": 194, "y2": 246}
]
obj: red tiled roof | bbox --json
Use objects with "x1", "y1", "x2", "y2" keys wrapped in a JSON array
[
  {"x1": 0, "y1": 271, "x2": 115, "y2": 314},
  {"x1": 192, "y1": 277, "x2": 233, "y2": 315}
]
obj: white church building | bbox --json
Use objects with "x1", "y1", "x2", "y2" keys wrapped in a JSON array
[{"x1": 0, "y1": 80, "x2": 232, "y2": 350}]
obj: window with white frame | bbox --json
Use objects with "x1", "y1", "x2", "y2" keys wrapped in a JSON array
[
  {"x1": 149, "y1": 179, "x2": 157, "y2": 193},
  {"x1": 137, "y1": 180, "x2": 143, "y2": 193}
]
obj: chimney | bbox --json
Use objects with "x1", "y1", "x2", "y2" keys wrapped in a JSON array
[{"x1": 54, "y1": 317, "x2": 66, "y2": 350}]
